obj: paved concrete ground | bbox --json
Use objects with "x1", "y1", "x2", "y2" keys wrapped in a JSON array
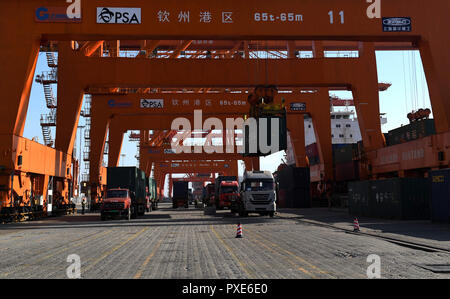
[
  {"x1": 278, "y1": 208, "x2": 450, "y2": 251},
  {"x1": 0, "y1": 203, "x2": 448, "y2": 279}
]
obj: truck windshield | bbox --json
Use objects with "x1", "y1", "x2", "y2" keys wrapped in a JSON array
[
  {"x1": 245, "y1": 180, "x2": 274, "y2": 191},
  {"x1": 107, "y1": 190, "x2": 128, "y2": 198},
  {"x1": 220, "y1": 186, "x2": 238, "y2": 194}
]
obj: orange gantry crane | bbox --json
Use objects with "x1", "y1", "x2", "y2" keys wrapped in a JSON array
[
  {"x1": 82, "y1": 36, "x2": 384, "y2": 202},
  {"x1": 1, "y1": 1, "x2": 450, "y2": 218}
]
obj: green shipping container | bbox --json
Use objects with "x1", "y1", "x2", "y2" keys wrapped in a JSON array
[
  {"x1": 349, "y1": 178, "x2": 430, "y2": 219},
  {"x1": 333, "y1": 144, "x2": 355, "y2": 164},
  {"x1": 387, "y1": 119, "x2": 435, "y2": 146},
  {"x1": 348, "y1": 181, "x2": 371, "y2": 217},
  {"x1": 243, "y1": 116, "x2": 287, "y2": 157},
  {"x1": 370, "y1": 178, "x2": 430, "y2": 220},
  {"x1": 107, "y1": 167, "x2": 147, "y2": 206}
]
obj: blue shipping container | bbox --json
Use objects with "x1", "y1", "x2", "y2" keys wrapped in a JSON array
[{"x1": 430, "y1": 169, "x2": 450, "y2": 222}]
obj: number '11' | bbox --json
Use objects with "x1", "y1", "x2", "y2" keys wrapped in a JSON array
[{"x1": 329, "y1": 11, "x2": 344, "y2": 24}]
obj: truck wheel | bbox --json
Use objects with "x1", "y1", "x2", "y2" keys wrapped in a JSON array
[
  {"x1": 269, "y1": 212, "x2": 275, "y2": 218},
  {"x1": 101, "y1": 214, "x2": 106, "y2": 221},
  {"x1": 127, "y1": 207, "x2": 131, "y2": 221}
]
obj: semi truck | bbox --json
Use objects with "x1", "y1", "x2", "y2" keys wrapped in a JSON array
[
  {"x1": 237, "y1": 171, "x2": 276, "y2": 217},
  {"x1": 214, "y1": 176, "x2": 238, "y2": 209},
  {"x1": 217, "y1": 180, "x2": 240, "y2": 210},
  {"x1": 172, "y1": 181, "x2": 189, "y2": 208},
  {"x1": 101, "y1": 167, "x2": 150, "y2": 221}
]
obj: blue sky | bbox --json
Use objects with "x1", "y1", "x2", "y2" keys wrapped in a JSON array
[{"x1": 23, "y1": 50, "x2": 431, "y2": 178}]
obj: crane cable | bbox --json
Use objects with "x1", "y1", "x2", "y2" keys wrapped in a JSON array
[
  {"x1": 411, "y1": 51, "x2": 419, "y2": 111},
  {"x1": 408, "y1": 51, "x2": 415, "y2": 111},
  {"x1": 422, "y1": 67, "x2": 427, "y2": 108},
  {"x1": 402, "y1": 51, "x2": 409, "y2": 116}
]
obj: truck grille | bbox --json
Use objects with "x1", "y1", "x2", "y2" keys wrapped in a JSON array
[
  {"x1": 104, "y1": 202, "x2": 125, "y2": 210},
  {"x1": 251, "y1": 194, "x2": 271, "y2": 204}
]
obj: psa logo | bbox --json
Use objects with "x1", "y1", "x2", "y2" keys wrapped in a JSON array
[
  {"x1": 97, "y1": 7, "x2": 141, "y2": 24},
  {"x1": 140, "y1": 99, "x2": 164, "y2": 109}
]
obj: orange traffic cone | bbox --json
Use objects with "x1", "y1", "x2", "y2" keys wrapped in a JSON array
[
  {"x1": 236, "y1": 223, "x2": 243, "y2": 238},
  {"x1": 353, "y1": 218, "x2": 360, "y2": 232}
]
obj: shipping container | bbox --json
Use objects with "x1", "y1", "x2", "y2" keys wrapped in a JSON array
[
  {"x1": 387, "y1": 119, "x2": 435, "y2": 146},
  {"x1": 349, "y1": 178, "x2": 430, "y2": 219},
  {"x1": 276, "y1": 189, "x2": 289, "y2": 208},
  {"x1": 173, "y1": 181, "x2": 189, "y2": 208},
  {"x1": 173, "y1": 181, "x2": 189, "y2": 198},
  {"x1": 348, "y1": 181, "x2": 371, "y2": 216},
  {"x1": 429, "y1": 169, "x2": 450, "y2": 222},
  {"x1": 306, "y1": 143, "x2": 320, "y2": 166},
  {"x1": 291, "y1": 167, "x2": 311, "y2": 208},
  {"x1": 276, "y1": 166, "x2": 294, "y2": 190},
  {"x1": 335, "y1": 161, "x2": 359, "y2": 182},
  {"x1": 107, "y1": 167, "x2": 147, "y2": 206},
  {"x1": 243, "y1": 116, "x2": 287, "y2": 157},
  {"x1": 275, "y1": 166, "x2": 310, "y2": 208},
  {"x1": 353, "y1": 141, "x2": 365, "y2": 159},
  {"x1": 333, "y1": 144, "x2": 356, "y2": 164},
  {"x1": 306, "y1": 143, "x2": 319, "y2": 158},
  {"x1": 370, "y1": 178, "x2": 430, "y2": 220}
]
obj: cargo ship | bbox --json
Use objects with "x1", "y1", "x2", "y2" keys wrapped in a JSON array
[{"x1": 285, "y1": 106, "x2": 388, "y2": 167}]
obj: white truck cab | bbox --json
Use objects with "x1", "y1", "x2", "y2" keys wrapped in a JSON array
[{"x1": 239, "y1": 171, "x2": 276, "y2": 217}]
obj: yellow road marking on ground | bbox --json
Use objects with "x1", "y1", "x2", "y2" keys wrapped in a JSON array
[
  {"x1": 134, "y1": 240, "x2": 163, "y2": 279},
  {"x1": 247, "y1": 231, "x2": 316, "y2": 278},
  {"x1": 37, "y1": 229, "x2": 114, "y2": 263},
  {"x1": 83, "y1": 227, "x2": 148, "y2": 274},
  {"x1": 210, "y1": 225, "x2": 255, "y2": 279},
  {"x1": 0, "y1": 229, "x2": 114, "y2": 278},
  {"x1": 245, "y1": 227, "x2": 332, "y2": 277}
]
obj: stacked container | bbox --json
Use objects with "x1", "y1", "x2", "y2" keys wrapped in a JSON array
[
  {"x1": 243, "y1": 115, "x2": 287, "y2": 157},
  {"x1": 386, "y1": 119, "x2": 435, "y2": 146},
  {"x1": 348, "y1": 180, "x2": 371, "y2": 216},
  {"x1": 333, "y1": 144, "x2": 359, "y2": 182},
  {"x1": 306, "y1": 143, "x2": 320, "y2": 166},
  {"x1": 291, "y1": 167, "x2": 311, "y2": 208},
  {"x1": 275, "y1": 166, "x2": 310, "y2": 208},
  {"x1": 348, "y1": 178, "x2": 430, "y2": 219},
  {"x1": 429, "y1": 169, "x2": 450, "y2": 222}
]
